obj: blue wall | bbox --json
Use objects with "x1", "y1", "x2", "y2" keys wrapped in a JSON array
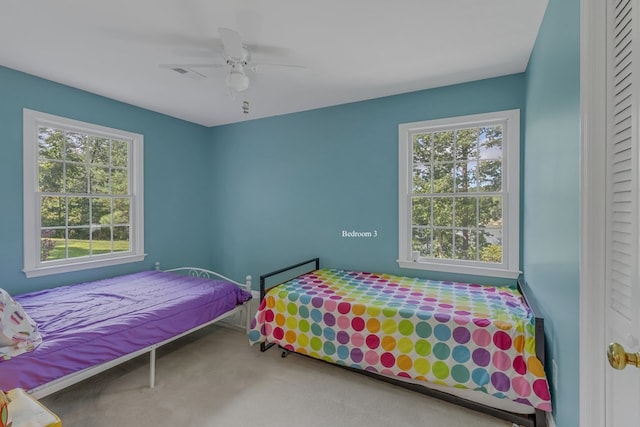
[
  {"x1": 523, "y1": 0, "x2": 580, "y2": 424},
  {"x1": 208, "y1": 74, "x2": 526, "y2": 286},
  {"x1": 0, "y1": 66, "x2": 212, "y2": 294}
]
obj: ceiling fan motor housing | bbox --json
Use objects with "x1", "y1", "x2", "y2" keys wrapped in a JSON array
[{"x1": 227, "y1": 66, "x2": 250, "y2": 92}]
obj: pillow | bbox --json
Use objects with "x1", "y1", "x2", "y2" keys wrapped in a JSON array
[{"x1": 0, "y1": 288, "x2": 42, "y2": 361}]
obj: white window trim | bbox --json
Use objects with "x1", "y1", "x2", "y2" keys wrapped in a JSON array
[
  {"x1": 23, "y1": 109, "x2": 145, "y2": 278},
  {"x1": 398, "y1": 109, "x2": 520, "y2": 279}
]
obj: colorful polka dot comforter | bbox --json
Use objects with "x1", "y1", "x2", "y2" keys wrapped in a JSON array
[{"x1": 248, "y1": 269, "x2": 552, "y2": 412}]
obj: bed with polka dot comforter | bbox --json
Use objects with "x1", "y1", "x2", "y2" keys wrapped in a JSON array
[{"x1": 248, "y1": 268, "x2": 552, "y2": 413}]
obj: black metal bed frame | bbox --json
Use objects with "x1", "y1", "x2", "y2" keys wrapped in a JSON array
[
  {"x1": 259, "y1": 257, "x2": 320, "y2": 353},
  {"x1": 258, "y1": 258, "x2": 548, "y2": 427}
]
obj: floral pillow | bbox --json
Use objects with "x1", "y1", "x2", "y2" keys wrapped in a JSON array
[{"x1": 0, "y1": 288, "x2": 42, "y2": 361}]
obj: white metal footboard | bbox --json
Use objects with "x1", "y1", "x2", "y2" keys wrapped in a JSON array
[{"x1": 161, "y1": 264, "x2": 253, "y2": 333}]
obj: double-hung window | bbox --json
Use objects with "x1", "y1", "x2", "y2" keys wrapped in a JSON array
[
  {"x1": 398, "y1": 109, "x2": 520, "y2": 279},
  {"x1": 23, "y1": 109, "x2": 145, "y2": 278}
]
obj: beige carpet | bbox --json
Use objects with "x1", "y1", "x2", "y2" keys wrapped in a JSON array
[{"x1": 40, "y1": 325, "x2": 512, "y2": 427}]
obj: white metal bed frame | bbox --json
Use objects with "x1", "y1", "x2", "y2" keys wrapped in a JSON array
[{"x1": 28, "y1": 264, "x2": 252, "y2": 399}]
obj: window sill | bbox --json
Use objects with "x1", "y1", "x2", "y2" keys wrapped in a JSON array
[
  {"x1": 397, "y1": 260, "x2": 521, "y2": 279},
  {"x1": 23, "y1": 253, "x2": 147, "y2": 278}
]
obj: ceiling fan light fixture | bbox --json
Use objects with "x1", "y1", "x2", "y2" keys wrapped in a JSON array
[{"x1": 227, "y1": 69, "x2": 249, "y2": 92}]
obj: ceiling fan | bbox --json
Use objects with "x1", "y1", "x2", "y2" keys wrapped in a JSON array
[{"x1": 161, "y1": 27, "x2": 305, "y2": 94}]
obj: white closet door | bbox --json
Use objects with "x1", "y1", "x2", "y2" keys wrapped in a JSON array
[{"x1": 605, "y1": 0, "x2": 640, "y2": 424}]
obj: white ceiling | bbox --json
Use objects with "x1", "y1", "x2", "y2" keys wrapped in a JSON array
[{"x1": 1, "y1": 0, "x2": 548, "y2": 127}]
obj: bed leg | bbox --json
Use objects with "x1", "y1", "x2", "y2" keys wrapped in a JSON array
[
  {"x1": 534, "y1": 409, "x2": 547, "y2": 427},
  {"x1": 150, "y1": 348, "x2": 156, "y2": 388},
  {"x1": 261, "y1": 342, "x2": 276, "y2": 352},
  {"x1": 244, "y1": 303, "x2": 251, "y2": 335}
]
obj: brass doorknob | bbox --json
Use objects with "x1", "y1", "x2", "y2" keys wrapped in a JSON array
[{"x1": 608, "y1": 342, "x2": 640, "y2": 370}]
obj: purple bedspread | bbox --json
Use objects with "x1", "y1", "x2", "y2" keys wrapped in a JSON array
[{"x1": 0, "y1": 270, "x2": 251, "y2": 392}]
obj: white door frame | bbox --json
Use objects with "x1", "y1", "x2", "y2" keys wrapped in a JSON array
[{"x1": 579, "y1": 0, "x2": 607, "y2": 425}]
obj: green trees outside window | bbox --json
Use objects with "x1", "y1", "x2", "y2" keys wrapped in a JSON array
[
  {"x1": 38, "y1": 127, "x2": 130, "y2": 262},
  {"x1": 410, "y1": 126, "x2": 503, "y2": 263}
]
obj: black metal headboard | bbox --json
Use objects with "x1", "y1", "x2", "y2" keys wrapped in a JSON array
[{"x1": 259, "y1": 257, "x2": 320, "y2": 301}]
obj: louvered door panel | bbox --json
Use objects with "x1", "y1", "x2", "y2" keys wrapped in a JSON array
[{"x1": 608, "y1": 0, "x2": 637, "y2": 322}]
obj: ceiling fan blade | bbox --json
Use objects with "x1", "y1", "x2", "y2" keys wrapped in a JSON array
[
  {"x1": 235, "y1": 3, "x2": 262, "y2": 43},
  {"x1": 159, "y1": 63, "x2": 225, "y2": 69},
  {"x1": 250, "y1": 62, "x2": 308, "y2": 73},
  {"x1": 219, "y1": 27, "x2": 244, "y2": 59}
]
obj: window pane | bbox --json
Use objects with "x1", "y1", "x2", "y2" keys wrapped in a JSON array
[
  {"x1": 67, "y1": 228, "x2": 90, "y2": 258},
  {"x1": 113, "y1": 198, "x2": 130, "y2": 225},
  {"x1": 479, "y1": 229, "x2": 503, "y2": 263},
  {"x1": 90, "y1": 166, "x2": 110, "y2": 194},
  {"x1": 68, "y1": 197, "x2": 90, "y2": 226},
  {"x1": 455, "y1": 161, "x2": 478, "y2": 192},
  {"x1": 40, "y1": 229, "x2": 61, "y2": 262},
  {"x1": 111, "y1": 168, "x2": 128, "y2": 195},
  {"x1": 478, "y1": 196, "x2": 502, "y2": 227},
  {"x1": 413, "y1": 164, "x2": 431, "y2": 193},
  {"x1": 38, "y1": 127, "x2": 63, "y2": 160},
  {"x1": 479, "y1": 126, "x2": 503, "y2": 161},
  {"x1": 113, "y1": 226, "x2": 130, "y2": 252},
  {"x1": 454, "y1": 196, "x2": 477, "y2": 227},
  {"x1": 91, "y1": 234, "x2": 113, "y2": 255},
  {"x1": 39, "y1": 161, "x2": 64, "y2": 192},
  {"x1": 412, "y1": 197, "x2": 431, "y2": 226},
  {"x1": 111, "y1": 140, "x2": 128, "y2": 168},
  {"x1": 455, "y1": 229, "x2": 477, "y2": 261},
  {"x1": 433, "y1": 163, "x2": 454, "y2": 193},
  {"x1": 92, "y1": 197, "x2": 111, "y2": 225},
  {"x1": 65, "y1": 132, "x2": 85, "y2": 163},
  {"x1": 88, "y1": 136, "x2": 110, "y2": 165},
  {"x1": 66, "y1": 163, "x2": 88, "y2": 193},
  {"x1": 454, "y1": 128, "x2": 479, "y2": 161},
  {"x1": 413, "y1": 133, "x2": 432, "y2": 164},
  {"x1": 478, "y1": 160, "x2": 502, "y2": 192},
  {"x1": 432, "y1": 197, "x2": 453, "y2": 227},
  {"x1": 44, "y1": 229, "x2": 66, "y2": 261},
  {"x1": 412, "y1": 227, "x2": 432, "y2": 257},
  {"x1": 41, "y1": 196, "x2": 66, "y2": 227},
  {"x1": 91, "y1": 225, "x2": 111, "y2": 241},
  {"x1": 432, "y1": 229, "x2": 453, "y2": 259},
  {"x1": 433, "y1": 131, "x2": 454, "y2": 162}
]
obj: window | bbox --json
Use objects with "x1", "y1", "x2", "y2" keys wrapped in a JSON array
[
  {"x1": 398, "y1": 109, "x2": 520, "y2": 278},
  {"x1": 23, "y1": 109, "x2": 145, "y2": 278}
]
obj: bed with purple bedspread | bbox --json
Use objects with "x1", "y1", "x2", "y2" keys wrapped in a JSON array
[{"x1": 0, "y1": 270, "x2": 252, "y2": 394}]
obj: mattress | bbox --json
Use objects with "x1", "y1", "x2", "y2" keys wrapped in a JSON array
[
  {"x1": 249, "y1": 268, "x2": 552, "y2": 413},
  {"x1": 0, "y1": 270, "x2": 252, "y2": 391}
]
